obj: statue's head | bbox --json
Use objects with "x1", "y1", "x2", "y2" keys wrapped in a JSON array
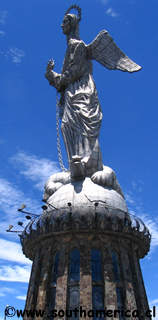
[{"x1": 61, "y1": 5, "x2": 81, "y2": 39}]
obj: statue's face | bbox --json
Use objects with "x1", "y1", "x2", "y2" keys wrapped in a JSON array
[{"x1": 61, "y1": 16, "x2": 71, "y2": 35}]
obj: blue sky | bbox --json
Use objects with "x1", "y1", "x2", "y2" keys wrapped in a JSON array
[{"x1": 0, "y1": 0, "x2": 158, "y2": 318}]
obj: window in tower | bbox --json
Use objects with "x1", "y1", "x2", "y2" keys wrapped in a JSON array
[
  {"x1": 111, "y1": 251, "x2": 121, "y2": 282},
  {"x1": 111, "y1": 251, "x2": 125, "y2": 320},
  {"x1": 67, "y1": 248, "x2": 80, "y2": 320},
  {"x1": 69, "y1": 248, "x2": 80, "y2": 282},
  {"x1": 116, "y1": 287, "x2": 125, "y2": 320},
  {"x1": 91, "y1": 249, "x2": 104, "y2": 319},
  {"x1": 48, "y1": 252, "x2": 60, "y2": 313}
]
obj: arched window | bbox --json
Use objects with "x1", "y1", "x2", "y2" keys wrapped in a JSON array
[
  {"x1": 48, "y1": 252, "x2": 59, "y2": 314},
  {"x1": 67, "y1": 249, "x2": 80, "y2": 320},
  {"x1": 91, "y1": 249, "x2": 104, "y2": 319}
]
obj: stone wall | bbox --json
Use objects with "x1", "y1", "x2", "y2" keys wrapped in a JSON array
[{"x1": 24, "y1": 233, "x2": 150, "y2": 320}]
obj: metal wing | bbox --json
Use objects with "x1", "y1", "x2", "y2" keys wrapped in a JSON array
[{"x1": 87, "y1": 30, "x2": 141, "y2": 72}]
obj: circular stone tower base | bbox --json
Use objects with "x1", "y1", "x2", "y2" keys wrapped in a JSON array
[{"x1": 21, "y1": 175, "x2": 151, "y2": 320}]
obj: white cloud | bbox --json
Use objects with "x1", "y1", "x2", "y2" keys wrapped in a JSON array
[
  {"x1": 0, "y1": 48, "x2": 25, "y2": 63},
  {"x1": 0, "y1": 10, "x2": 7, "y2": 25},
  {"x1": 0, "y1": 239, "x2": 31, "y2": 265},
  {"x1": 7, "y1": 48, "x2": 25, "y2": 64},
  {"x1": 0, "y1": 287, "x2": 17, "y2": 297},
  {"x1": 0, "y1": 178, "x2": 41, "y2": 236},
  {"x1": 140, "y1": 215, "x2": 158, "y2": 250},
  {"x1": 0, "y1": 293, "x2": 5, "y2": 297},
  {"x1": 106, "y1": 7, "x2": 119, "y2": 17},
  {"x1": 0, "y1": 179, "x2": 24, "y2": 211},
  {"x1": 16, "y1": 295, "x2": 26, "y2": 301},
  {"x1": 0, "y1": 265, "x2": 31, "y2": 283},
  {"x1": 131, "y1": 180, "x2": 143, "y2": 193},
  {"x1": 0, "y1": 177, "x2": 41, "y2": 214},
  {"x1": 11, "y1": 152, "x2": 59, "y2": 190},
  {"x1": 125, "y1": 192, "x2": 136, "y2": 205},
  {"x1": 150, "y1": 299, "x2": 158, "y2": 305},
  {"x1": 125, "y1": 190, "x2": 158, "y2": 251}
]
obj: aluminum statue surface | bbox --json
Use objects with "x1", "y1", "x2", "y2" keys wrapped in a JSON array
[
  {"x1": 20, "y1": 8, "x2": 151, "y2": 313},
  {"x1": 45, "y1": 5, "x2": 141, "y2": 181}
]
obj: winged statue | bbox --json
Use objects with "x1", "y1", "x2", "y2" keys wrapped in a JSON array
[{"x1": 45, "y1": 5, "x2": 141, "y2": 181}]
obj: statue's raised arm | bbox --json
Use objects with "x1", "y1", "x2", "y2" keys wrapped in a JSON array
[{"x1": 45, "y1": 5, "x2": 141, "y2": 183}]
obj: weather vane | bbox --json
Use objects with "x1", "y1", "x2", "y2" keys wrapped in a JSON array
[{"x1": 45, "y1": 4, "x2": 141, "y2": 182}]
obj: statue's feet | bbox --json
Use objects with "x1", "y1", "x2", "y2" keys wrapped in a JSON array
[
  {"x1": 43, "y1": 171, "x2": 70, "y2": 201},
  {"x1": 70, "y1": 155, "x2": 85, "y2": 180},
  {"x1": 91, "y1": 165, "x2": 124, "y2": 198}
]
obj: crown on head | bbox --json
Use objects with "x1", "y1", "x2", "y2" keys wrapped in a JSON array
[{"x1": 65, "y1": 5, "x2": 82, "y2": 22}]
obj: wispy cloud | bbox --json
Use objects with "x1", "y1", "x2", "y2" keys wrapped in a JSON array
[
  {"x1": 7, "y1": 48, "x2": 25, "y2": 64},
  {"x1": 0, "y1": 178, "x2": 41, "y2": 235},
  {"x1": 0, "y1": 10, "x2": 7, "y2": 42},
  {"x1": 125, "y1": 187, "x2": 158, "y2": 251},
  {"x1": 0, "y1": 287, "x2": 17, "y2": 297},
  {"x1": 0, "y1": 239, "x2": 31, "y2": 265},
  {"x1": 125, "y1": 193, "x2": 136, "y2": 205},
  {"x1": 106, "y1": 7, "x2": 119, "y2": 17},
  {"x1": 140, "y1": 216, "x2": 158, "y2": 250},
  {"x1": 11, "y1": 152, "x2": 59, "y2": 190},
  {"x1": 0, "y1": 293, "x2": 5, "y2": 297},
  {"x1": 16, "y1": 295, "x2": 26, "y2": 301},
  {"x1": 0, "y1": 10, "x2": 7, "y2": 25},
  {"x1": 0, "y1": 239, "x2": 31, "y2": 284},
  {"x1": 0, "y1": 177, "x2": 41, "y2": 213},
  {"x1": 150, "y1": 299, "x2": 158, "y2": 305},
  {"x1": 0, "y1": 265, "x2": 31, "y2": 282},
  {"x1": 0, "y1": 47, "x2": 25, "y2": 64},
  {"x1": 0, "y1": 12, "x2": 24, "y2": 62},
  {"x1": 0, "y1": 151, "x2": 59, "y2": 234},
  {"x1": 131, "y1": 180, "x2": 144, "y2": 193},
  {"x1": 0, "y1": 179, "x2": 25, "y2": 213}
]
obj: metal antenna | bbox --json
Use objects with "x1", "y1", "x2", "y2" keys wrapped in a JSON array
[{"x1": 17, "y1": 204, "x2": 40, "y2": 218}]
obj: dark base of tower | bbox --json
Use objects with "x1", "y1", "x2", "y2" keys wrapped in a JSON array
[
  {"x1": 21, "y1": 178, "x2": 151, "y2": 320},
  {"x1": 23, "y1": 232, "x2": 151, "y2": 320}
]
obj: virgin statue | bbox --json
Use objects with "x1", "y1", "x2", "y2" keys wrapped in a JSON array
[{"x1": 45, "y1": 5, "x2": 141, "y2": 180}]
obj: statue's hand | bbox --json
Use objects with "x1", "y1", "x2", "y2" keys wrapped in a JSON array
[
  {"x1": 45, "y1": 59, "x2": 61, "y2": 90},
  {"x1": 46, "y1": 59, "x2": 55, "y2": 72}
]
